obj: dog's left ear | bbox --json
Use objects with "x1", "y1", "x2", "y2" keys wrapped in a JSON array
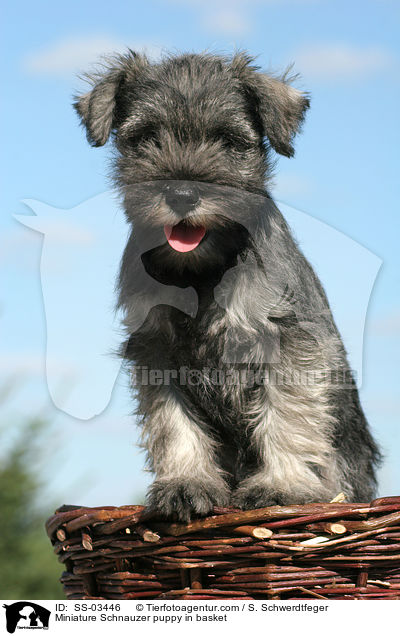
[
  {"x1": 232, "y1": 53, "x2": 310, "y2": 157},
  {"x1": 73, "y1": 51, "x2": 149, "y2": 147}
]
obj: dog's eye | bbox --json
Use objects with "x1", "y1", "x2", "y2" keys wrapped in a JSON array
[
  {"x1": 219, "y1": 131, "x2": 253, "y2": 152},
  {"x1": 129, "y1": 127, "x2": 158, "y2": 147}
]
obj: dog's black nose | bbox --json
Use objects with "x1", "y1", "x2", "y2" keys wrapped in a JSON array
[{"x1": 164, "y1": 184, "x2": 200, "y2": 213}]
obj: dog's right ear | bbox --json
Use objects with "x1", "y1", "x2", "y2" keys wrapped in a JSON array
[{"x1": 73, "y1": 51, "x2": 148, "y2": 147}]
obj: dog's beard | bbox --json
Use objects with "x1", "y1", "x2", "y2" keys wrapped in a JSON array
[
  {"x1": 122, "y1": 181, "x2": 269, "y2": 289},
  {"x1": 141, "y1": 217, "x2": 251, "y2": 290}
]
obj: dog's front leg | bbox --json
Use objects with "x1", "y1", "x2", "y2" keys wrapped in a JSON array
[
  {"x1": 231, "y1": 382, "x2": 344, "y2": 508},
  {"x1": 143, "y1": 395, "x2": 230, "y2": 521}
]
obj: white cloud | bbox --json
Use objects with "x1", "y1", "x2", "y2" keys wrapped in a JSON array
[
  {"x1": 364, "y1": 395, "x2": 400, "y2": 418},
  {"x1": 164, "y1": 0, "x2": 319, "y2": 37},
  {"x1": 22, "y1": 35, "x2": 163, "y2": 77},
  {"x1": 294, "y1": 43, "x2": 395, "y2": 80},
  {"x1": 0, "y1": 226, "x2": 35, "y2": 264},
  {"x1": 272, "y1": 173, "x2": 314, "y2": 201},
  {"x1": 0, "y1": 219, "x2": 95, "y2": 272},
  {"x1": 203, "y1": 7, "x2": 252, "y2": 36},
  {"x1": 0, "y1": 352, "x2": 76, "y2": 377},
  {"x1": 15, "y1": 214, "x2": 95, "y2": 245},
  {"x1": 371, "y1": 310, "x2": 400, "y2": 337}
]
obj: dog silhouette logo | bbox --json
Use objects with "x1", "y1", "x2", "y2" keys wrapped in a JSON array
[
  {"x1": 15, "y1": 188, "x2": 381, "y2": 420},
  {"x1": 2, "y1": 602, "x2": 50, "y2": 633}
]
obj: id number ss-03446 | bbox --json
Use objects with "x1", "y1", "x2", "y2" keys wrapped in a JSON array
[{"x1": 74, "y1": 604, "x2": 121, "y2": 612}]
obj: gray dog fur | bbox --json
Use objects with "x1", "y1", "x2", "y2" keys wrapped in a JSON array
[{"x1": 74, "y1": 51, "x2": 381, "y2": 521}]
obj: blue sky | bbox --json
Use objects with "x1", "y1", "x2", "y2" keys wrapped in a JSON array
[{"x1": 1, "y1": 0, "x2": 399, "y2": 506}]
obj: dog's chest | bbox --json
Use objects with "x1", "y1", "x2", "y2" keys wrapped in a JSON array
[
  {"x1": 167, "y1": 307, "x2": 249, "y2": 417},
  {"x1": 128, "y1": 303, "x2": 254, "y2": 423}
]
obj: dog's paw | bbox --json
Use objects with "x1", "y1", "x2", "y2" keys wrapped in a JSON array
[
  {"x1": 146, "y1": 478, "x2": 229, "y2": 522},
  {"x1": 231, "y1": 484, "x2": 286, "y2": 510}
]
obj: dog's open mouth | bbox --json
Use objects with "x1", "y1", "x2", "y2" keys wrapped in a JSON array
[{"x1": 164, "y1": 221, "x2": 206, "y2": 252}]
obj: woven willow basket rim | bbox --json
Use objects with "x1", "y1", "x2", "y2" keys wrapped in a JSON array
[{"x1": 47, "y1": 496, "x2": 400, "y2": 600}]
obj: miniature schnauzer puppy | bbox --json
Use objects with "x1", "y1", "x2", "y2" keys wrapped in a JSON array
[{"x1": 74, "y1": 51, "x2": 381, "y2": 520}]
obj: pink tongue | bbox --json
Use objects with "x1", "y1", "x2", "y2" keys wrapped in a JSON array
[{"x1": 164, "y1": 222, "x2": 206, "y2": 252}]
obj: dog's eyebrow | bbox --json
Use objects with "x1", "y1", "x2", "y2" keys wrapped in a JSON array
[
  {"x1": 214, "y1": 116, "x2": 258, "y2": 141},
  {"x1": 118, "y1": 115, "x2": 156, "y2": 138}
]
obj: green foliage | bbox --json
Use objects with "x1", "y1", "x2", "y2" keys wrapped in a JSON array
[{"x1": 0, "y1": 414, "x2": 64, "y2": 599}]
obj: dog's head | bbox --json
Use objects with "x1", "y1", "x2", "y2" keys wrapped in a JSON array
[
  {"x1": 74, "y1": 51, "x2": 309, "y2": 185},
  {"x1": 74, "y1": 52, "x2": 309, "y2": 284}
]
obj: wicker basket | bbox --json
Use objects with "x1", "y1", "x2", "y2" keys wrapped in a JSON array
[{"x1": 46, "y1": 496, "x2": 400, "y2": 600}]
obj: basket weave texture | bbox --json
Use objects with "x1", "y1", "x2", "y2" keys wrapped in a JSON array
[{"x1": 46, "y1": 496, "x2": 400, "y2": 600}]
